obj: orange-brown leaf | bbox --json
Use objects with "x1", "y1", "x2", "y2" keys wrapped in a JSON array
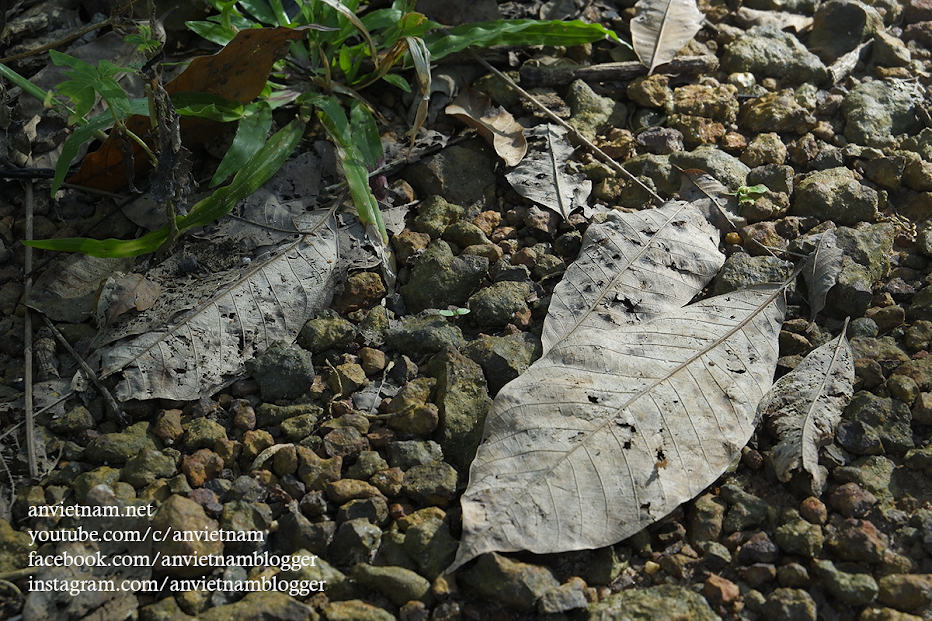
[
  {"x1": 67, "y1": 27, "x2": 308, "y2": 192},
  {"x1": 445, "y1": 85, "x2": 526, "y2": 167}
]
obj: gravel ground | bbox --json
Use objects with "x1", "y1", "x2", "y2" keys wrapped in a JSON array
[{"x1": 2, "y1": 0, "x2": 932, "y2": 620}]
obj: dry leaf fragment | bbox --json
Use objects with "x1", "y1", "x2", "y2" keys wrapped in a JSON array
[
  {"x1": 760, "y1": 323, "x2": 854, "y2": 493},
  {"x1": 26, "y1": 254, "x2": 135, "y2": 323},
  {"x1": 96, "y1": 273, "x2": 162, "y2": 328},
  {"x1": 677, "y1": 168, "x2": 746, "y2": 233},
  {"x1": 504, "y1": 124, "x2": 590, "y2": 220},
  {"x1": 801, "y1": 228, "x2": 844, "y2": 326},
  {"x1": 445, "y1": 85, "x2": 527, "y2": 166},
  {"x1": 631, "y1": 0, "x2": 706, "y2": 75}
]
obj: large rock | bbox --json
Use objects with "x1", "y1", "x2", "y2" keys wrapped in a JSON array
[
  {"x1": 384, "y1": 314, "x2": 466, "y2": 360},
  {"x1": 196, "y1": 591, "x2": 317, "y2": 621},
  {"x1": 843, "y1": 80, "x2": 926, "y2": 148},
  {"x1": 566, "y1": 79, "x2": 628, "y2": 139},
  {"x1": 152, "y1": 494, "x2": 224, "y2": 578},
  {"x1": 245, "y1": 341, "x2": 315, "y2": 401},
  {"x1": 459, "y1": 552, "x2": 560, "y2": 612},
  {"x1": 721, "y1": 26, "x2": 829, "y2": 84},
  {"x1": 424, "y1": 347, "x2": 493, "y2": 470},
  {"x1": 791, "y1": 168, "x2": 879, "y2": 225},
  {"x1": 463, "y1": 332, "x2": 543, "y2": 395},
  {"x1": 739, "y1": 90, "x2": 818, "y2": 135},
  {"x1": 670, "y1": 146, "x2": 750, "y2": 190},
  {"x1": 403, "y1": 143, "x2": 496, "y2": 207},
  {"x1": 400, "y1": 240, "x2": 488, "y2": 314},
  {"x1": 808, "y1": 0, "x2": 884, "y2": 62},
  {"x1": 587, "y1": 584, "x2": 722, "y2": 620}
]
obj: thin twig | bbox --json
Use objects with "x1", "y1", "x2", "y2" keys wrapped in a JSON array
[
  {"x1": 466, "y1": 49, "x2": 664, "y2": 204},
  {"x1": 23, "y1": 180, "x2": 37, "y2": 478},
  {"x1": 39, "y1": 315, "x2": 129, "y2": 427},
  {"x1": 0, "y1": 18, "x2": 112, "y2": 64}
]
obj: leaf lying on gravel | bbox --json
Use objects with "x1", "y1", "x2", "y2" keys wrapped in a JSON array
[
  {"x1": 760, "y1": 322, "x2": 854, "y2": 493},
  {"x1": 802, "y1": 229, "x2": 844, "y2": 325},
  {"x1": 677, "y1": 168, "x2": 746, "y2": 233},
  {"x1": 93, "y1": 211, "x2": 339, "y2": 401},
  {"x1": 504, "y1": 124, "x2": 591, "y2": 220},
  {"x1": 450, "y1": 283, "x2": 787, "y2": 571},
  {"x1": 445, "y1": 84, "x2": 527, "y2": 167},
  {"x1": 450, "y1": 200, "x2": 788, "y2": 570},
  {"x1": 630, "y1": 0, "x2": 705, "y2": 75},
  {"x1": 541, "y1": 201, "x2": 725, "y2": 352}
]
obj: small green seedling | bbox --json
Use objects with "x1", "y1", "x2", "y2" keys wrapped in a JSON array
[
  {"x1": 439, "y1": 307, "x2": 470, "y2": 317},
  {"x1": 728, "y1": 184, "x2": 770, "y2": 205}
]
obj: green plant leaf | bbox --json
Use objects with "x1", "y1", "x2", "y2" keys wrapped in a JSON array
[
  {"x1": 184, "y1": 20, "x2": 237, "y2": 45},
  {"x1": 171, "y1": 91, "x2": 245, "y2": 121},
  {"x1": 29, "y1": 119, "x2": 306, "y2": 257},
  {"x1": 381, "y1": 72, "x2": 411, "y2": 92},
  {"x1": 350, "y1": 100, "x2": 382, "y2": 169},
  {"x1": 239, "y1": 0, "x2": 279, "y2": 25},
  {"x1": 210, "y1": 102, "x2": 273, "y2": 186},
  {"x1": 307, "y1": 93, "x2": 386, "y2": 243},
  {"x1": 423, "y1": 19, "x2": 625, "y2": 61}
]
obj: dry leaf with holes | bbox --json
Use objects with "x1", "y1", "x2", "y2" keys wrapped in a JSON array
[
  {"x1": 760, "y1": 324, "x2": 853, "y2": 494},
  {"x1": 446, "y1": 84, "x2": 527, "y2": 166},
  {"x1": 448, "y1": 200, "x2": 790, "y2": 571},
  {"x1": 96, "y1": 273, "x2": 162, "y2": 328}
]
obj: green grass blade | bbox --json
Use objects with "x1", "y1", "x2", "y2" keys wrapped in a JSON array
[
  {"x1": 423, "y1": 19, "x2": 625, "y2": 60},
  {"x1": 350, "y1": 100, "x2": 382, "y2": 169},
  {"x1": 184, "y1": 20, "x2": 237, "y2": 45},
  {"x1": 209, "y1": 103, "x2": 273, "y2": 186},
  {"x1": 172, "y1": 91, "x2": 245, "y2": 121}
]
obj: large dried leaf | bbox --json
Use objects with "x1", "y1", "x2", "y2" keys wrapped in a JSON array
[
  {"x1": 95, "y1": 214, "x2": 339, "y2": 401},
  {"x1": 451, "y1": 283, "x2": 786, "y2": 570},
  {"x1": 631, "y1": 0, "x2": 705, "y2": 75},
  {"x1": 802, "y1": 229, "x2": 844, "y2": 324},
  {"x1": 445, "y1": 85, "x2": 527, "y2": 167},
  {"x1": 542, "y1": 202, "x2": 725, "y2": 352},
  {"x1": 760, "y1": 326, "x2": 854, "y2": 492},
  {"x1": 505, "y1": 124, "x2": 591, "y2": 220}
]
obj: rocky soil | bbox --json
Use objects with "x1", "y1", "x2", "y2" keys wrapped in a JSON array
[{"x1": 2, "y1": 0, "x2": 932, "y2": 620}]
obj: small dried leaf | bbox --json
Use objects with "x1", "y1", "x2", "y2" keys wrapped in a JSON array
[
  {"x1": 505, "y1": 124, "x2": 590, "y2": 220},
  {"x1": 677, "y1": 168, "x2": 746, "y2": 233},
  {"x1": 760, "y1": 325, "x2": 854, "y2": 492},
  {"x1": 445, "y1": 85, "x2": 527, "y2": 167},
  {"x1": 631, "y1": 0, "x2": 705, "y2": 74},
  {"x1": 96, "y1": 273, "x2": 162, "y2": 328},
  {"x1": 802, "y1": 229, "x2": 844, "y2": 325}
]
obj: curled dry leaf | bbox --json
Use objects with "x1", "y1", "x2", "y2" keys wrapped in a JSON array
[
  {"x1": 26, "y1": 254, "x2": 135, "y2": 323},
  {"x1": 504, "y1": 124, "x2": 590, "y2": 220},
  {"x1": 760, "y1": 323, "x2": 854, "y2": 493},
  {"x1": 445, "y1": 85, "x2": 527, "y2": 166},
  {"x1": 801, "y1": 228, "x2": 844, "y2": 325},
  {"x1": 631, "y1": 0, "x2": 706, "y2": 74},
  {"x1": 449, "y1": 199, "x2": 787, "y2": 571}
]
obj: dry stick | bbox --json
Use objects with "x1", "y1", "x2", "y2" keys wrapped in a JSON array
[
  {"x1": 0, "y1": 18, "x2": 113, "y2": 64},
  {"x1": 518, "y1": 55, "x2": 719, "y2": 88},
  {"x1": 466, "y1": 50, "x2": 664, "y2": 204},
  {"x1": 23, "y1": 180, "x2": 37, "y2": 478},
  {"x1": 39, "y1": 315, "x2": 129, "y2": 427}
]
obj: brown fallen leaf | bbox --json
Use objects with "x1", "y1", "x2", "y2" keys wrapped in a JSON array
[
  {"x1": 96, "y1": 273, "x2": 162, "y2": 328},
  {"x1": 445, "y1": 84, "x2": 527, "y2": 166},
  {"x1": 67, "y1": 26, "x2": 310, "y2": 192}
]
